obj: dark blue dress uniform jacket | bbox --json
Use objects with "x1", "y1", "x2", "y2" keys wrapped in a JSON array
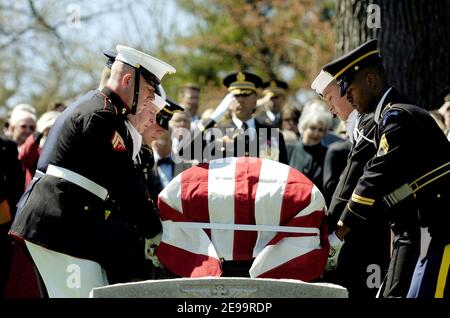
[
  {"x1": 339, "y1": 88, "x2": 450, "y2": 297},
  {"x1": 9, "y1": 88, "x2": 162, "y2": 280},
  {"x1": 325, "y1": 113, "x2": 390, "y2": 298},
  {"x1": 340, "y1": 88, "x2": 450, "y2": 238}
]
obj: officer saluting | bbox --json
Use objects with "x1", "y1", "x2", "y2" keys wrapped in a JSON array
[
  {"x1": 9, "y1": 45, "x2": 176, "y2": 297},
  {"x1": 255, "y1": 79, "x2": 289, "y2": 128},
  {"x1": 213, "y1": 72, "x2": 288, "y2": 163},
  {"x1": 325, "y1": 39, "x2": 450, "y2": 298}
]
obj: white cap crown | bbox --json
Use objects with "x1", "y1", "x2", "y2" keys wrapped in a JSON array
[
  {"x1": 311, "y1": 70, "x2": 334, "y2": 96},
  {"x1": 115, "y1": 45, "x2": 176, "y2": 82}
]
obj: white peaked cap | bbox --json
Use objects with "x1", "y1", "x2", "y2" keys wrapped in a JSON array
[
  {"x1": 115, "y1": 45, "x2": 176, "y2": 82},
  {"x1": 311, "y1": 70, "x2": 334, "y2": 95}
]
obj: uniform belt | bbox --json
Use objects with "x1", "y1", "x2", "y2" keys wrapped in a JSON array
[
  {"x1": 383, "y1": 161, "x2": 450, "y2": 208},
  {"x1": 46, "y1": 164, "x2": 108, "y2": 201}
]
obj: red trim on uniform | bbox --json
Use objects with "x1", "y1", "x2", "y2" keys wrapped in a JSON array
[
  {"x1": 233, "y1": 157, "x2": 261, "y2": 260},
  {"x1": 105, "y1": 86, "x2": 130, "y2": 112},
  {"x1": 8, "y1": 231, "x2": 25, "y2": 243}
]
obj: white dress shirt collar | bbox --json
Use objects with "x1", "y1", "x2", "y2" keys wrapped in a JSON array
[
  {"x1": 124, "y1": 120, "x2": 142, "y2": 161},
  {"x1": 231, "y1": 116, "x2": 256, "y2": 130}
]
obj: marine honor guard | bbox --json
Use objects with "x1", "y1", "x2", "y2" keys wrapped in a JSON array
[{"x1": 9, "y1": 45, "x2": 176, "y2": 297}]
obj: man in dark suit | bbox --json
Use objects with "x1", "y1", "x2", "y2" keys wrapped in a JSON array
[
  {"x1": 9, "y1": 45, "x2": 176, "y2": 297},
  {"x1": 145, "y1": 129, "x2": 192, "y2": 202},
  {"x1": 255, "y1": 79, "x2": 288, "y2": 128},
  {"x1": 326, "y1": 40, "x2": 450, "y2": 298}
]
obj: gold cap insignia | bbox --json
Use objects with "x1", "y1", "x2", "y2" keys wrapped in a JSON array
[{"x1": 237, "y1": 72, "x2": 246, "y2": 82}]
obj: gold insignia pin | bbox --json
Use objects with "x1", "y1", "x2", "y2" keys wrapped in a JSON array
[
  {"x1": 105, "y1": 210, "x2": 111, "y2": 220},
  {"x1": 237, "y1": 72, "x2": 246, "y2": 82}
]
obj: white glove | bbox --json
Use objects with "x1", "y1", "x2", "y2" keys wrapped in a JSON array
[
  {"x1": 210, "y1": 93, "x2": 236, "y2": 122},
  {"x1": 256, "y1": 91, "x2": 274, "y2": 107},
  {"x1": 325, "y1": 232, "x2": 345, "y2": 271},
  {"x1": 145, "y1": 232, "x2": 163, "y2": 268}
]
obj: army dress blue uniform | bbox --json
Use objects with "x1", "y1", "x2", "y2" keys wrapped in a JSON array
[
  {"x1": 323, "y1": 39, "x2": 450, "y2": 298},
  {"x1": 340, "y1": 88, "x2": 450, "y2": 298},
  {"x1": 9, "y1": 87, "x2": 162, "y2": 284},
  {"x1": 325, "y1": 113, "x2": 391, "y2": 298}
]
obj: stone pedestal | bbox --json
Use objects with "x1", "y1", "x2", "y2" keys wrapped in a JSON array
[{"x1": 90, "y1": 277, "x2": 348, "y2": 298}]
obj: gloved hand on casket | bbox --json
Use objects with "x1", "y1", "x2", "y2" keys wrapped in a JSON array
[
  {"x1": 324, "y1": 232, "x2": 345, "y2": 271},
  {"x1": 145, "y1": 232, "x2": 163, "y2": 268}
]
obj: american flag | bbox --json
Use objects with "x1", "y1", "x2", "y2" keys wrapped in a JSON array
[{"x1": 156, "y1": 157, "x2": 329, "y2": 281}]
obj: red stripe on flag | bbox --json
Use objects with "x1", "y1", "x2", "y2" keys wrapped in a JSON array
[
  {"x1": 180, "y1": 163, "x2": 211, "y2": 238},
  {"x1": 267, "y1": 210, "x2": 325, "y2": 245},
  {"x1": 279, "y1": 167, "x2": 314, "y2": 225},
  {"x1": 255, "y1": 243, "x2": 328, "y2": 281},
  {"x1": 233, "y1": 157, "x2": 261, "y2": 260},
  {"x1": 158, "y1": 199, "x2": 191, "y2": 222},
  {"x1": 156, "y1": 242, "x2": 222, "y2": 278}
]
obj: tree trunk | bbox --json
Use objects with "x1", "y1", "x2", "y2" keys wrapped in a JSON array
[{"x1": 336, "y1": 0, "x2": 450, "y2": 109}]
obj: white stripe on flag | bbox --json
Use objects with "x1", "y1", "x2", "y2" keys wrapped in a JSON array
[
  {"x1": 249, "y1": 235, "x2": 321, "y2": 278},
  {"x1": 295, "y1": 185, "x2": 325, "y2": 217},
  {"x1": 167, "y1": 221, "x2": 319, "y2": 233},
  {"x1": 208, "y1": 158, "x2": 237, "y2": 260},
  {"x1": 253, "y1": 159, "x2": 290, "y2": 257},
  {"x1": 161, "y1": 220, "x2": 220, "y2": 260},
  {"x1": 159, "y1": 173, "x2": 183, "y2": 214}
]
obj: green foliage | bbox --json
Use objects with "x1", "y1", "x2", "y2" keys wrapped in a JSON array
[{"x1": 164, "y1": 0, "x2": 335, "y2": 108}]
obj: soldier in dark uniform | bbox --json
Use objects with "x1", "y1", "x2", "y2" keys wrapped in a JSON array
[
  {"x1": 326, "y1": 39, "x2": 450, "y2": 298},
  {"x1": 212, "y1": 72, "x2": 288, "y2": 164},
  {"x1": 9, "y1": 45, "x2": 176, "y2": 297},
  {"x1": 255, "y1": 79, "x2": 289, "y2": 128},
  {"x1": 311, "y1": 66, "x2": 391, "y2": 298},
  {"x1": 178, "y1": 72, "x2": 288, "y2": 164}
]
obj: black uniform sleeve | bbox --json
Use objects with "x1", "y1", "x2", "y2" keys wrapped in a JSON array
[{"x1": 340, "y1": 109, "x2": 410, "y2": 229}]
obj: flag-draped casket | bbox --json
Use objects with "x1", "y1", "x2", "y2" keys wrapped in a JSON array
[{"x1": 156, "y1": 157, "x2": 329, "y2": 281}]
